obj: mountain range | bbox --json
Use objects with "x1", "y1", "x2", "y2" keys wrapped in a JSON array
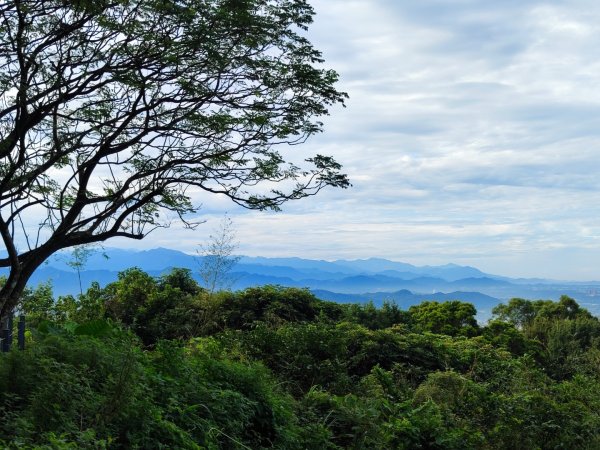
[{"x1": 5, "y1": 247, "x2": 600, "y2": 320}]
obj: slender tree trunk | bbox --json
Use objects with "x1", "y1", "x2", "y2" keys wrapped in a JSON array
[{"x1": 77, "y1": 268, "x2": 83, "y2": 297}]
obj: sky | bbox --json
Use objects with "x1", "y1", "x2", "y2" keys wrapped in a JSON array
[{"x1": 119, "y1": 0, "x2": 600, "y2": 281}]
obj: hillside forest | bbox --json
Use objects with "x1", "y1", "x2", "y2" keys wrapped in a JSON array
[{"x1": 1, "y1": 267, "x2": 600, "y2": 449}]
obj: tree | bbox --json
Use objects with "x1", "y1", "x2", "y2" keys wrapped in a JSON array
[
  {"x1": 408, "y1": 301, "x2": 479, "y2": 337},
  {"x1": 492, "y1": 296, "x2": 592, "y2": 331},
  {"x1": 197, "y1": 214, "x2": 240, "y2": 294},
  {"x1": 66, "y1": 244, "x2": 104, "y2": 297},
  {"x1": 103, "y1": 267, "x2": 157, "y2": 326},
  {"x1": 0, "y1": 0, "x2": 349, "y2": 317},
  {"x1": 492, "y1": 298, "x2": 536, "y2": 330}
]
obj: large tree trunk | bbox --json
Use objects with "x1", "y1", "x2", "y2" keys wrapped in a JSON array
[
  {"x1": 0, "y1": 250, "x2": 53, "y2": 321},
  {"x1": 0, "y1": 268, "x2": 33, "y2": 321}
]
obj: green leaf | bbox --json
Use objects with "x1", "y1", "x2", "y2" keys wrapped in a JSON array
[{"x1": 74, "y1": 319, "x2": 114, "y2": 337}]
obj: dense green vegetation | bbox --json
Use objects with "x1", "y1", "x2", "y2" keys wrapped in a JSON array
[{"x1": 2, "y1": 268, "x2": 600, "y2": 448}]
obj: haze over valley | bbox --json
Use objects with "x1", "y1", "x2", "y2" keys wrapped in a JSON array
[{"x1": 16, "y1": 247, "x2": 600, "y2": 321}]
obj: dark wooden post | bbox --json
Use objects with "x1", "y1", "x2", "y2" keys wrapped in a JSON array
[{"x1": 17, "y1": 316, "x2": 25, "y2": 351}]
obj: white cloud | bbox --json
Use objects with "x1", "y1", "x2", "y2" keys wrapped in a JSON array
[{"x1": 116, "y1": 0, "x2": 600, "y2": 281}]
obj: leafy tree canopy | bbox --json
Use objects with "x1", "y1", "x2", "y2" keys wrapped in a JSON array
[
  {"x1": 492, "y1": 295, "x2": 592, "y2": 330},
  {"x1": 0, "y1": 0, "x2": 349, "y2": 317},
  {"x1": 6, "y1": 274, "x2": 600, "y2": 448},
  {"x1": 408, "y1": 300, "x2": 479, "y2": 337}
]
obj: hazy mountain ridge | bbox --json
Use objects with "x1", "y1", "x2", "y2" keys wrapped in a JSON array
[{"x1": 4, "y1": 248, "x2": 600, "y2": 318}]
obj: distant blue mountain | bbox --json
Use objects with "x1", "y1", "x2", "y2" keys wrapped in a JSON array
[
  {"x1": 47, "y1": 247, "x2": 197, "y2": 272},
  {"x1": 311, "y1": 289, "x2": 501, "y2": 322},
  {"x1": 7, "y1": 247, "x2": 600, "y2": 319},
  {"x1": 330, "y1": 258, "x2": 490, "y2": 281},
  {"x1": 310, "y1": 288, "x2": 499, "y2": 308},
  {"x1": 238, "y1": 256, "x2": 362, "y2": 274}
]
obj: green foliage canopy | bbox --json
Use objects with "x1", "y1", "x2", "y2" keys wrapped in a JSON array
[
  {"x1": 409, "y1": 300, "x2": 480, "y2": 337},
  {"x1": 5, "y1": 271, "x2": 600, "y2": 448}
]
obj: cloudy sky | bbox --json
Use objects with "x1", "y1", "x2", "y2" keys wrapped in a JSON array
[{"x1": 123, "y1": 0, "x2": 600, "y2": 280}]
